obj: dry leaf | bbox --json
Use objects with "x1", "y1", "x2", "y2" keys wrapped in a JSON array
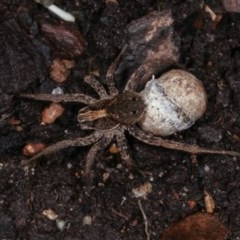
[{"x1": 160, "y1": 212, "x2": 229, "y2": 240}]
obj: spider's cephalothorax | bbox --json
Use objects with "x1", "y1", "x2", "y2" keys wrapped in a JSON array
[{"x1": 78, "y1": 91, "x2": 145, "y2": 125}]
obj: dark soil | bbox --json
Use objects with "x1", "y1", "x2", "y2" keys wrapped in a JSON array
[{"x1": 1, "y1": 0, "x2": 240, "y2": 239}]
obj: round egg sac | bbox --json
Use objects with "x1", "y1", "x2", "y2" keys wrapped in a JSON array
[{"x1": 139, "y1": 69, "x2": 207, "y2": 136}]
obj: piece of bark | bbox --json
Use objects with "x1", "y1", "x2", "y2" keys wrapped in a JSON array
[
  {"x1": 40, "y1": 21, "x2": 85, "y2": 58},
  {"x1": 115, "y1": 10, "x2": 180, "y2": 91}
]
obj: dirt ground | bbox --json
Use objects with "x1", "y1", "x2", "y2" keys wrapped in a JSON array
[{"x1": 1, "y1": 0, "x2": 240, "y2": 239}]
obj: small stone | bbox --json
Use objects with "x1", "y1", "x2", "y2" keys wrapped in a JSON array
[
  {"x1": 56, "y1": 219, "x2": 67, "y2": 231},
  {"x1": 67, "y1": 163, "x2": 72, "y2": 169},
  {"x1": 0, "y1": 163, "x2": 4, "y2": 170},
  {"x1": 109, "y1": 143, "x2": 119, "y2": 154},
  {"x1": 83, "y1": 215, "x2": 92, "y2": 225},
  {"x1": 204, "y1": 165, "x2": 210, "y2": 172},
  {"x1": 158, "y1": 171, "x2": 164, "y2": 178},
  {"x1": 42, "y1": 209, "x2": 58, "y2": 220},
  {"x1": 103, "y1": 172, "x2": 110, "y2": 182},
  {"x1": 52, "y1": 87, "x2": 64, "y2": 95},
  {"x1": 116, "y1": 163, "x2": 123, "y2": 169},
  {"x1": 50, "y1": 59, "x2": 75, "y2": 83},
  {"x1": 132, "y1": 182, "x2": 152, "y2": 199},
  {"x1": 22, "y1": 143, "x2": 46, "y2": 156},
  {"x1": 41, "y1": 102, "x2": 64, "y2": 124},
  {"x1": 128, "y1": 173, "x2": 134, "y2": 180}
]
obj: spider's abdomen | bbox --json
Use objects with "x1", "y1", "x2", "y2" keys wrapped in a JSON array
[
  {"x1": 139, "y1": 70, "x2": 207, "y2": 136},
  {"x1": 106, "y1": 91, "x2": 145, "y2": 125}
]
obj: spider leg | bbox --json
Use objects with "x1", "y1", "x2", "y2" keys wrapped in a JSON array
[
  {"x1": 106, "y1": 45, "x2": 127, "y2": 96},
  {"x1": 84, "y1": 75, "x2": 108, "y2": 98},
  {"x1": 124, "y1": 65, "x2": 146, "y2": 91},
  {"x1": 21, "y1": 131, "x2": 103, "y2": 166},
  {"x1": 20, "y1": 93, "x2": 97, "y2": 105},
  {"x1": 129, "y1": 125, "x2": 240, "y2": 156},
  {"x1": 115, "y1": 129, "x2": 136, "y2": 168},
  {"x1": 115, "y1": 128, "x2": 146, "y2": 176},
  {"x1": 85, "y1": 134, "x2": 113, "y2": 177}
]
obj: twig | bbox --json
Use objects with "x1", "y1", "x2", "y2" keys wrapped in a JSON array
[
  {"x1": 138, "y1": 199, "x2": 150, "y2": 240},
  {"x1": 112, "y1": 208, "x2": 129, "y2": 221},
  {"x1": 35, "y1": 0, "x2": 75, "y2": 22}
]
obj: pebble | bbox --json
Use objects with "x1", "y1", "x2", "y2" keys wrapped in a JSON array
[{"x1": 52, "y1": 87, "x2": 64, "y2": 95}]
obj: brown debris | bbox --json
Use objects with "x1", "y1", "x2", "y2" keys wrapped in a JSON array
[
  {"x1": 222, "y1": 0, "x2": 240, "y2": 13},
  {"x1": 132, "y1": 182, "x2": 152, "y2": 199},
  {"x1": 116, "y1": 10, "x2": 180, "y2": 91},
  {"x1": 22, "y1": 142, "x2": 46, "y2": 156},
  {"x1": 205, "y1": 4, "x2": 222, "y2": 28},
  {"x1": 50, "y1": 58, "x2": 75, "y2": 83},
  {"x1": 205, "y1": 5, "x2": 218, "y2": 22},
  {"x1": 204, "y1": 190, "x2": 215, "y2": 214},
  {"x1": 41, "y1": 102, "x2": 64, "y2": 124},
  {"x1": 42, "y1": 209, "x2": 58, "y2": 221},
  {"x1": 8, "y1": 116, "x2": 23, "y2": 131},
  {"x1": 232, "y1": 134, "x2": 240, "y2": 143},
  {"x1": 8, "y1": 117, "x2": 21, "y2": 126},
  {"x1": 41, "y1": 21, "x2": 85, "y2": 58},
  {"x1": 160, "y1": 212, "x2": 229, "y2": 240},
  {"x1": 187, "y1": 200, "x2": 197, "y2": 209},
  {"x1": 109, "y1": 143, "x2": 119, "y2": 154}
]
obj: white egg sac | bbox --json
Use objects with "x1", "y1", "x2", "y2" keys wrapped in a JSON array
[{"x1": 139, "y1": 69, "x2": 207, "y2": 136}]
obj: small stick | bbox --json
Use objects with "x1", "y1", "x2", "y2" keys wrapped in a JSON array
[
  {"x1": 34, "y1": 0, "x2": 75, "y2": 22},
  {"x1": 138, "y1": 200, "x2": 150, "y2": 240},
  {"x1": 112, "y1": 208, "x2": 129, "y2": 221}
]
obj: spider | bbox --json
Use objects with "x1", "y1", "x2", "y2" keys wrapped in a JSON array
[{"x1": 21, "y1": 48, "x2": 240, "y2": 177}]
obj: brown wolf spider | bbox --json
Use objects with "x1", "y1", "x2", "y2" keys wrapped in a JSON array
[{"x1": 21, "y1": 50, "x2": 240, "y2": 176}]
